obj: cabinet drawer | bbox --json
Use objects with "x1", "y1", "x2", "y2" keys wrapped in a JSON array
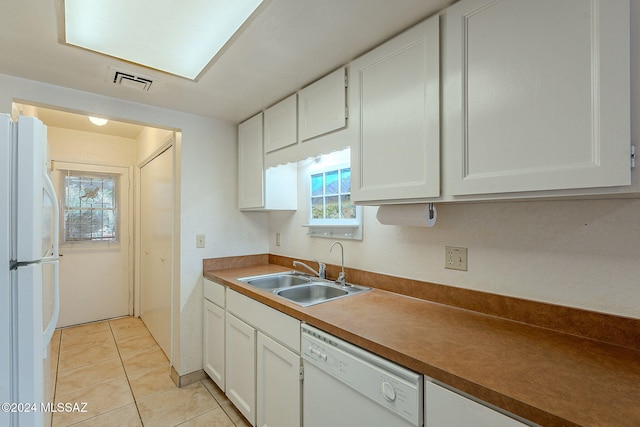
[
  {"x1": 204, "y1": 278, "x2": 225, "y2": 307},
  {"x1": 227, "y1": 289, "x2": 300, "y2": 353}
]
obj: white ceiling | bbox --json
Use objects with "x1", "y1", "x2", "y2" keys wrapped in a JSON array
[{"x1": 1, "y1": 0, "x2": 455, "y2": 125}]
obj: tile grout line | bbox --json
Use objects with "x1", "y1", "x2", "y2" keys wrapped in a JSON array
[
  {"x1": 54, "y1": 318, "x2": 240, "y2": 427},
  {"x1": 108, "y1": 319, "x2": 146, "y2": 427},
  {"x1": 49, "y1": 329, "x2": 62, "y2": 427},
  {"x1": 53, "y1": 321, "x2": 133, "y2": 427},
  {"x1": 201, "y1": 379, "x2": 248, "y2": 427}
]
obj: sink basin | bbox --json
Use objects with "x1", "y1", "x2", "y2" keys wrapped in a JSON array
[
  {"x1": 276, "y1": 282, "x2": 370, "y2": 307},
  {"x1": 276, "y1": 283, "x2": 348, "y2": 306},
  {"x1": 238, "y1": 272, "x2": 371, "y2": 307},
  {"x1": 240, "y1": 273, "x2": 310, "y2": 289}
]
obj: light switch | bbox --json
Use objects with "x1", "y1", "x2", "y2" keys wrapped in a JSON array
[{"x1": 196, "y1": 234, "x2": 205, "y2": 248}]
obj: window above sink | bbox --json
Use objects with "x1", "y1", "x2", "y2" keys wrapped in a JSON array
[{"x1": 303, "y1": 148, "x2": 363, "y2": 240}]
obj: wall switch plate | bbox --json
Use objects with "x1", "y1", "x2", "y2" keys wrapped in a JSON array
[
  {"x1": 445, "y1": 246, "x2": 467, "y2": 271},
  {"x1": 275, "y1": 232, "x2": 281, "y2": 246},
  {"x1": 196, "y1": 234, "x2": 205, "y2": 248}
]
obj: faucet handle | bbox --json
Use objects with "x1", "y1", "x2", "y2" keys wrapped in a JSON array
[{"x1": 313, "y1": 258, "x2": 327, "y2": 279}]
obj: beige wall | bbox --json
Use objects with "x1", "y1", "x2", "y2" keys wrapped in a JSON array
[
  {"x1": 271, "y1": 195, "x2": 640, "y2": 318},
  {"x1": 136, "y1": 126, "x2": 173, "y2": 164},
  {"x1": 48, "y1": 126, "x2": 137, "y2": 167}
]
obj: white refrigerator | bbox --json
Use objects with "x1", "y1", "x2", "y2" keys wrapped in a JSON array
[{"x1": 1, "y1": 114, "x2": 60, "y2": 427}]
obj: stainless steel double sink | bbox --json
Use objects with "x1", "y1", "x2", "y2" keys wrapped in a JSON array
[{"x1": 237, "y1": 272, "x2": 370, "y2": 307}]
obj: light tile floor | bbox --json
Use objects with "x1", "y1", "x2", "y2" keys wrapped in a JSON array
[{"x1": 50, "y1": 316, "x2": 250, "y2": 427}]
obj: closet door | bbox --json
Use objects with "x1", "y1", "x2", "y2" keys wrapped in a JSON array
[{"x1": 140, "y1": 146, "x2": 173, "y2": 357}]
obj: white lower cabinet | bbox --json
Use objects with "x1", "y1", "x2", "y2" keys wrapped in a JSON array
[
  {"x1": 425, "y1": 381, "x2": 532, "y2": 427},
  {"x1": 203, "y1": 278, "x2": 226, "y2": 391},
  {"x1": 226, "y1": 312, "x2": 257, "y2": 425},
  {"x1": 203, "y1": 299, "x2": 225, "y2": 390},
  {"x1": 225, "y1": 289, "x2": 302, "y2": 427},
  {"x1": 257, "y1": 332, "x2": 301, "y2": 427}
]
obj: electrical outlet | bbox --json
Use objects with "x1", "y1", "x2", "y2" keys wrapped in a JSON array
[
  {"x1": 276, "y1": 232, "x2": 281, "y2": 246},
  {"x1": 445, "y1": 246, "x2": 467, "y2": 271},
  {"x1": 196, "y1": 234, "x2": 205, "y2": 248}
]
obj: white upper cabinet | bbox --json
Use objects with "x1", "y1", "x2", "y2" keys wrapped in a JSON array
[
  {"x1": 298, "y1": 67, "x2": 347, "y2": 142},
  {"x1": 238, "y1": 113, "x2": 265, "y2": 209},
  {"x1": 443, "y1": 0, "x2": 631, "y2": 196},
  {"x1": 350, "y1": 15, "x2": 440, "y2": 204},
  {"x1": 238, "y1": 112, "x2": 297, "y2": 211},
  {"x1": 264, "y1": 94, "x2": 297, "y2": 154}
]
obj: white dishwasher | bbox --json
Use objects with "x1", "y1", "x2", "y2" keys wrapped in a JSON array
[{"x1": 301, "y1": 324, "x2": 423, "y2": 427}]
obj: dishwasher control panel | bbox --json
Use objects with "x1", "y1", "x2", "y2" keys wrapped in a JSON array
[{"x1": 302, "y1": 324, "x2": 423, "y2": 426}]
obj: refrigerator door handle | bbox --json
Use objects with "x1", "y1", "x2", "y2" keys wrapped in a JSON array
[
  {"x1": 42, "y1": 169, "x2": 60, "y2": 355},
  {"x1": 42, "y1": 260, "x2": 59, "y2": 357},
  {"x1": 42, "y1": 169, "x2": 59, "y2": 260}
]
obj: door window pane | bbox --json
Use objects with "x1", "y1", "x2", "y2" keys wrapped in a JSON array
[{"x1": 62, "y1": 171, "x2": 118, "y2": 242}]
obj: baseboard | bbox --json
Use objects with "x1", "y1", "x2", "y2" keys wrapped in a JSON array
[{"x1": 170, "y1": 366, "x2": 207, "y2": 388}]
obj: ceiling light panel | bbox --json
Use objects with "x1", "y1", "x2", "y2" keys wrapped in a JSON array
[{"x1": 64, "y1": 0, "x2": 263, "y2": 80}]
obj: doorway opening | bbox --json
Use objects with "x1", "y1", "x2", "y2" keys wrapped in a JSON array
[{"x1": 13, "y1": 102, "x2": 179, "y2": 360}]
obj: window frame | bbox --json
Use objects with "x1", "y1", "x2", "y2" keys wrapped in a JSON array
[
  {"x1": 303, "y1": 149, "x2": 363, "y2": 240},
  {"x1": 52, "y1": 162, "x2": 129, "y2": 249},
  {"x1": 59, "y1": 169, "x2": 120, "y2": 244},
  {"x1": 309, "y1": 163, "x2": 358, "y2": 226}
]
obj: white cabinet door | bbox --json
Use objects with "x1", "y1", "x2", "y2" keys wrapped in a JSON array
[
  {"x1": 203, "y1": 299, "x2": 225, "y2": 391},
  {"x1": 264, "y1": 94, "x2": 297, "y2": 153},
  {"x1": 256, "y1": 333, "x2": 301, "y2": 427},
  {"x1": 238, "y1": 112, "x2": 298, "y2": 211},
  {"x1": 444, "y1": 0, "x2": 631, "y2": 196},
  {"x1": 226, "y1": 312, "x2": 256, "y2": 426},
  {"x1": 425, "y1": 382, "x2": 529, "y2": 427},
  {"x1": 238, "y1": 113, "x2": 264, "y2": 210},
  {"x1": 350, "y1": 16, "x2": 440, "y2": 203},
  {"x1": 298, "y1": 67, "x2": 346, "y2": 142}
]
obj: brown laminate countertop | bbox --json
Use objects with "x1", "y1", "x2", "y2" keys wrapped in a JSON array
[{"x1": 204, "y1": 264, "x2": 640, "y2": 427}]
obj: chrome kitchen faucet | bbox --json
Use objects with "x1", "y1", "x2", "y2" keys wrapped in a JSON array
[
  {"x1": 329, "y1": 241, "x2": 348, "y2": 287},
  {"x1": 293, "y1": 259, "x2": 326, "y2": 279}
]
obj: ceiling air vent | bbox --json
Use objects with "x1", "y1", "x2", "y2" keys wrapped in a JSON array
[{"x1": 112, "y1": 70, "x2": 153, "y2": 91}]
